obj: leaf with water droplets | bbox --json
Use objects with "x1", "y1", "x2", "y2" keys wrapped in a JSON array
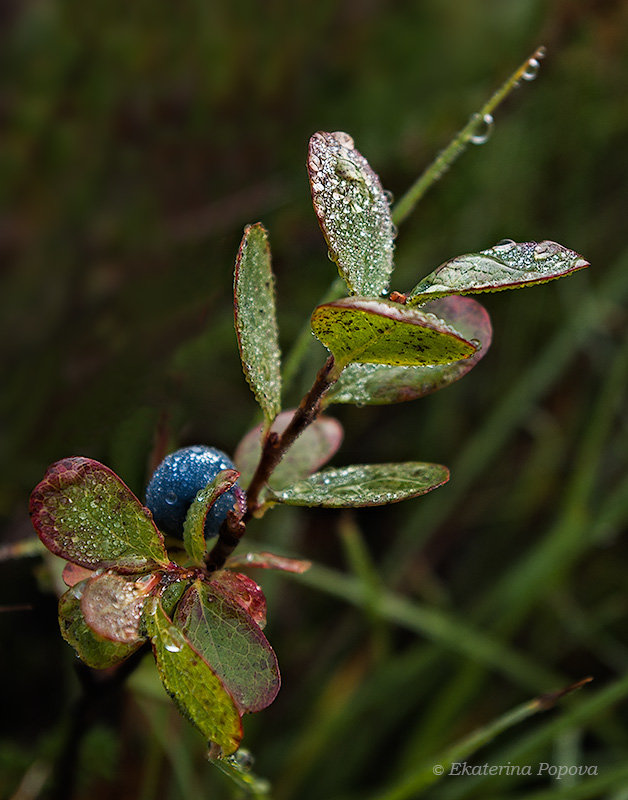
[
  {"x1": 30, "y1": 458, "x2": 169, "y2": 573},
  {"x1": 226, "y1": 551, "x2": 312, "y2": 574},
  {"x1": 324, "y1": 296, "x2": 492, "y2": 405},
  {"x1": 183, "y1": 469, "x2": 241, "y2": 565},
  {"x1": 234, "y1": 410, "x2": 343, "y2": 489},
  {"x1": 268, "y1": 462, "x2": 449, "y2": 508},
  {"x1": 234, "y1": 223, "x2": 282, "y2": 425},
  {"x1": 81, "y1": 570, "x2": 161, "y2": 644},
  {"x1": 174, "y1": 581, "x2": 280, "y2": 714},
  {"x1": 311, "y1": 297, "x2": 476, "y2": 369},
  {"x1": 144, "y1": 596, "x2": 243, "y2": 756},
  {"x1": 211, "y1": 570, "x2": 267, "y2": 628},
  {"x1": 58, "y1": 581, "x2": 144, "y2": 669},
  {"x1": 308, "y1": 131, "x2": 395, "y2": 296},
  {"x1": 408, "y1": 240, "x2": 589, "y2": 305}
]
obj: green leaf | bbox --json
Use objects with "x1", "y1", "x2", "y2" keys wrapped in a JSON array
[
  {"x1": 143, "y1": 596, "x2": 243, "y2": 756},
  {"x1": 183, "y1": 469, "x2": 241, "y2": 565},
  {"x1": 175, "y1": 581, "x2": 280, "y2": 713},
  {"x1": 408, "y1": 239, "x2": 589, "y2": 304},
  {"x1": 59, "y1": 582, "x2": 144, "y2": 669},
  {"x1": 30, "y1": 458, "x2": 170, "y2": 573},
  {"x1": 81, "y1": 570, "x2": 161, "y2": 643},
  {"x1": 234, "y1": 410, "x2": 343, "y2": 489},
  {"x1": 324, "y1": 296, "x2": 492, "y2": 406},
  {"x1": 268, "y1": 462, "x2": 449, "y2": 507},
  {"x1": 311, "y1": 297, "x2": 476, "y2": 369},
  {"x1": 234, "y1": 223, "x2": 282, "y2": 424},
  {"x1": 308, "y1": 131, "x2": 395, "y2": 296}
]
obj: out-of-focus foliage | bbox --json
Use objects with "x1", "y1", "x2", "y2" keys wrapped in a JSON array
[{"x1": 3, "y1": 1, "x2": 628, "y2": 798}]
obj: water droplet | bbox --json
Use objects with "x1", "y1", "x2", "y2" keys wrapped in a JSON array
[
  {"x1": 533, "y1": 241, "x2": 554, "y2": 261},
  {"x1": 311, "y1": 180, "x2": 324, "y2": 193},
  {"x1": 327, "y1": 249, "x2": 336, "y2": 262},
  {"x1": 333, "y1": 131, "x2": 354, "y2": 149},
  {"x1": 469, "y1": 113, "x2": 494, "y2": 145},
  {"x1": 165, "y1": 640, "x2": 183, "y2": 653},
  {"x1": 165, "y1": 491, "x2": 177, "y2": 506},
  {"x1": 384, "y1": 189, "x2": 395, "y2": 204},
  {"x1": 522, "y1": 57, "x2": 541, "y2": 81},
  {"x1": 493, "y1": 238, "x2": 516, "y2": 253},
  {"x1": 470, "y1": 338, "x2": 482, "y2": 350}
]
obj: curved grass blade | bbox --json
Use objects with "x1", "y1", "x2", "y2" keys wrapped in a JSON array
[
  {"x1": 408, "y1": 240, "x2": 589, "y2": 305},
  {"x1": 144, "y1": 596, "x2": 243, "y2": 756},
  {"x1": 268, "y1": 462, "x2": 449, "y2": 508},
  {"x1": 30, "y1": 457, "x2": 169, "y2": 573},
  {"x1": 234, "y1": 223, "x2": 282, "y2": 425},
  {"x1": 308, "y1": 131, "x2": 395, "y2": 296},
  {"x1": 324, "y1": 296, "x2": 492, "y2": 406},
  {"x1": 174, "y1": 581, "x2": 280, "y2": 714},
  {"x1": 311, "y1": 297, "x2": 476, "y2": 369}
]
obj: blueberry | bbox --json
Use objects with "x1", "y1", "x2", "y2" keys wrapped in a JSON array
[{"x1": 145, "y1": 445, "x2": 240, "y2": 539}]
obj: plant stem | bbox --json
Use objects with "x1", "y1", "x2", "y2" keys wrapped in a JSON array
[
  {"x1": 391, "y1": 46, "x2": 547, "y2": 228},
  {"x1": 245, "y1": 355, "x2": 340, "y2": 517}
]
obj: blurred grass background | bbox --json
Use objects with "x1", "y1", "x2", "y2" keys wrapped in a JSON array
[{"x1": 2, "y1": 0, "x2": 628, "y2": 798}]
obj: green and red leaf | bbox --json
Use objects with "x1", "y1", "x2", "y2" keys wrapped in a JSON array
[
  {"x1": 408, "y1": 240, "x2": 589, "y2": 304},
  {"x1": 308, "y1": 131, "x2": 395, "y2": 297},
  {"x1": 143, "y1": 596, "x2": 243, "y2": 756},
  {"x1": 182, "y1": 469, "x2": 241, "y2": 565},
  {"x1": 59, "y1": 582, "x2": 144, "y2": 669},
  {"x1": 174, "y1": 581, "x2": 280, "y2": 714},
  {"x1": 226, "y1": 551, "x2": 312, "y2": 574},
  {"x1": 311, "y1": 297, "x2": 477, "y2": 368},
  {"x1": 324, "y1": 296, "x2": 492, "y2": 405},
  {"x1": 211, "y1": 570, "x2": 267, "y2": 629},
  {"x1": 30, "y1": 458, "x2": 169, "y2": 572},
  {"x1": 268, "y1": 462, "x2": 449, "y2": 508}
]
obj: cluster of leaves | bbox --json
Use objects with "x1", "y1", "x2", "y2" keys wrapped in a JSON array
[{"x1": 30, "y1": 129, "x2": 588, "y2": 756}]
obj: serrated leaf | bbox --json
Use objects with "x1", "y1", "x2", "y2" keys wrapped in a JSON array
[
  {"x1": 81, "y1": 570, "x2": 161, "y2": 644},
  {"x1": 183, "y1": 470, "x2": 241, "y2": 565},
  {"x1": 324, "y1": 296, "x2": 492, "y2": 406},
  {"x1": 30, "y1": 458, "x2": 169, "y2": 573},
  {"x1": 226, "y1": 551, "x2": 312, "y2": 574},
  {"x1": 175, "y1": 581, "x2": 280, "y2": 714},
  {"x1": 211, "y1": 570, "x2": 267, "y2": 628},
  {"x1": 234, "y1": 411, "x2": 343, "y2": 489},
  {"x1": 268, "y1": 462, "x2": 449, "y2": 507},
  {"x1": 311, "y1": 297, "x2": 476, "y2": 369},
  {"x1": 144, "y1": 596, "x2": 242, "y2": 756},
  {"x1": 234, "y1": 223, "x2": 282, "y2": 424},
  {"x1": 308, "y1": 131, "x2": 395, "y2": 296},
  {"x1": 59, "y1": 582, "x2": 144, "y2": 669},
  {"x1": 408, "y1": 240, "x2": 589, "y2": 304}
]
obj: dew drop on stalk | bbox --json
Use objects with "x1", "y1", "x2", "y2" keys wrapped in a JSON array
[
  {"x1": 468, "y1": 113, "x2": 494, "y2": 145},
  {"x1": 522, "y1": 57, "x2": 541, "y2": 81}
]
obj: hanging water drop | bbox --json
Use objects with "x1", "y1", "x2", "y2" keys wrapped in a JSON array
[
  {"x1": 522, "y1": 57, "x2": 541, "y2": 81},
  {"x1": 470, "y1": 338, "x2": 482, "y2": 351},
  {"x1": 384, "y1": 189, "x2": 395, "y2": 205},
  {"x1": 469, "y1": 113, "x2": 494, "y2": 145},
  {"x1": 165, "y1": 490, "x2": 178, "y2": 506}
]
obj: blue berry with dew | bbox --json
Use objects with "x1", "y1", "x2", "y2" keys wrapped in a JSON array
[{"x1": 145, "y1": 445, "x2": 241, "y2": 539}]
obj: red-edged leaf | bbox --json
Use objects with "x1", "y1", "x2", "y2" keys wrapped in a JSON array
[
  {"x1": 211, "y1": 570, "x2": 267, "y2": 629},
  {"x1": 226, "y1": 551, "x2": 312, "y2": 574},
  {"x1": 62, "y1": 562, "x2": 95, "y2": 587},
  {"x1": 30, "y1": 458, "x2": 169, "y2": 572},
  {"x1": 175, "y1": 581, "x2": 280, "y2": 714}
]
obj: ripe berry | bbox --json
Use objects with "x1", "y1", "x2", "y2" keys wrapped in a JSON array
[{"x1": 145, "y1": 445, "x2": 240, "y2": 539}]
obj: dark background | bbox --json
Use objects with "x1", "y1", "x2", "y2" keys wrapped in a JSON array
[{"x1": 2, "y1": 1, "x2": 628, "y2": 798}]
